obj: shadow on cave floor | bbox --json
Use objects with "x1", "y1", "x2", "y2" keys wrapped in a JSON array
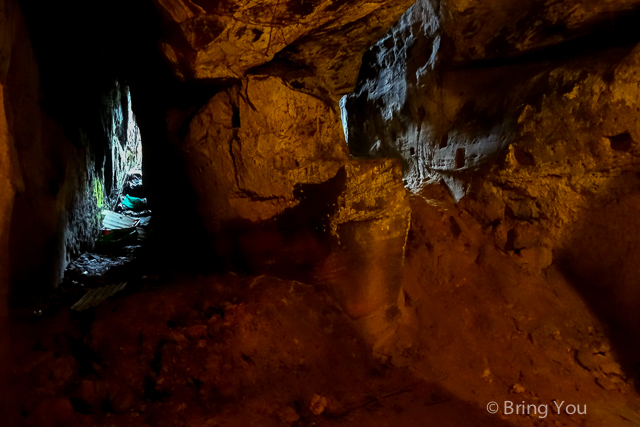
[
  {"x1": 552, "y1": 173, "x2": 640, "y2": 394},
  {"x1": 11, "y1": 265, "x2": 521, "y2": 427},
  {"x1": 557, "y1": 259, "x2": 640, "y2": 393}
]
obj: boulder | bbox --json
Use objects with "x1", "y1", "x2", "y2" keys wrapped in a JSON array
[
  {"x1": 181, "y1": 75, "x2": 349, "y2": 230},
  {"x1": 180, "y1": 74, "x2": 410, "y2": 327}
]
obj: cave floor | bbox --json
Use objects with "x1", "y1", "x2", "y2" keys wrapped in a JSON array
[
  {"x1": 9, "y1": 197, "x2": 640, "y2": 427},
  {"x1": 11, "y1": 271, "x2": 514, "y2": 427}
]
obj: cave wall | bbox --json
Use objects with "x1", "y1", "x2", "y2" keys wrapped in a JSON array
[
  {"x1": 2, "y1": 8, "x2": 103, "y2": 304},
  {"x1": 6, "y1": 0, "x2": 640, "y2": 424},
  {"x1": 136, "y1": 0, "x2": 419, "y2": 339},
  {"x1": 0, "y1": 0, "x2": 35, "y2": 423},
  {"x1": 343, "y1": 0, "x2": 640, "y2": 197},
  {"x1": 0, "y1": 0, "x2": 126, "y2": 304},
  {"x1": 0, "y1": 0, "x2": 421, "y2": 340},
  {"x1": 103, "y1": 81, "x2": 143, "y2": 208},
  {"x1": 2, "y1": 0, "x2": 158, "y2": 303},
  {"x1": 343, "y1": 0, "x2": 640, "y2": 403},
  {"x1": 0, "y1": 2, "x2": 20, "y2": 423},
  {"x1": 0, "y1": 0, "x2": 133, "y2": 415}
]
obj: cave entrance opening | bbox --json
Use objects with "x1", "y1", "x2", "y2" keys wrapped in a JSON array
[
  {"x1": 105, "y1": 84, "x2": 145, "y2": 214},
  {"x1": 56, "y1": 84, "x2": 153, "y2": 307}
]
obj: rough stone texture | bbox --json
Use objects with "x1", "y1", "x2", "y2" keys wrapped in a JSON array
[
  {"x1": 1, "y1": 1, "x2": 32, "y2": 425},
  {"x1": 433, "y1": 0, "x2": 640, "y2": 62},
  {"x1": 12, "y1": 273, "x2": 517, "y2": 427},
  {"x1": 265, "y1": 0, "x2": 416, "y2": 100},
  {"x1": 1, "y1": 0, "x2": 104, "y2": 299},
  {"x1": 144, "y1": 0, "x2": 418, "y2": 328},
  {"x1": 153, "y1": 0, "x2": 414, "y2": 90},
  {"x1": 343, "y1": 0, "x2": 640, "y2": 199},
  {"x1": 385, "y1": 194, "x2": 640, "y2": 426},
  {"x1": 342, "y1": 0, "x2": 640, "y2": 423},
  {"x1": 102, "y1": 81, "x2": 143, "y2": 207},
  {"x1": 181, "y1": 75, "x2": 349, "y2": 230},
  {"x1": 180, "y1": 75, "x2": 411, "y2": 327},
  {"x1": 7, "y1": 0, "x2": 640, "y2": 425},
  {"x1": 315, "y1": 159, "x2": 410, "y2": 324}
]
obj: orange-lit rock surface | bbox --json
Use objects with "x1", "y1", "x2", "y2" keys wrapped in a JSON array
[
  {"x1": 178, "y1": 75, "x2": 410, "y2": 326},
  {"x1": 413, "y1": 0, "x2": 640, "y2": 63},
  {"x1": 385, "y1": 191, "x2": 640, "y2": 426},
  {"x1": 153, "y1": 0, "x2": 414, "y2": 90},
  {"x1": 314, "y1": 159, "x2": 410, "y2": 333},
  {"x1": 339, "y1": 0, "x2": 640, "y2": 425},
  {"x1": 7, "y1": 0, "x2": 640, "y2": 425},
  {"x1": 181, "y1": 75, "x2": 350, "y2": 229}
]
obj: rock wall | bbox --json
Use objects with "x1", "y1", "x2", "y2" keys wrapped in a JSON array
[
  {"x1": 1, "y1": 0, "x2": 110, "y2": 300},
  {"x1": 343, "y1": 0, "x2": 640, "y2": 404},
  {"x1": 0, "y1": 0, "x2": 133, "y2": 417},
  {"x1": 103, "y1": 81, "x2": 143, "y2": 208},
  {"x1": 343, "y1": 0, "x2": 640, "y2": 197},
  {"x1": 0, "y1": 2, "x2": 21, "y2": 423},
  {"x1": 153, "y1": 0, "x2": 416, "y2": 96},
  {"x1": 3, "y1": 0, "x2": 157, "y2": 304},
  {"x1": 150, "y1": 0, "x2": 416, "y2": 337},
  {"x1": 7, "y1": 1, "x2": 640, "y2": 424}
]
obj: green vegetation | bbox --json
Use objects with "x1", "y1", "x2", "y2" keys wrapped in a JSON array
[{"x1": 93, "y1": 178, "x2": 104, "y2": 212}]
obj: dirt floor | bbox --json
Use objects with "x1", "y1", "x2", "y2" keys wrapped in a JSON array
[
  {"x1": 10, "y1": 195, "x2": 640, "y2": 427},
  {"x1": 10, "y1": 272, "x2": 510, "y2": 427},
  {"x1": 389, "y1": 194, "x2": 640, "y2": 426}
]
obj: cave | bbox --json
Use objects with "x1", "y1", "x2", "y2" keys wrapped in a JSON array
[{"x1": 2, "y1": 0, "x2": 640, "y2": 426}]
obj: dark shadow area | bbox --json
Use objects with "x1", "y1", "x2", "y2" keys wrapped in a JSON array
[
  {"x1": 555, "y1": 170, "x2": 640, "y2": 391},
  {"x1": 463, "y1": 6, "x2": 640, "y2": 69},
  {"x1": 12, "y1": 0, "x2": 243, "y2": 300},
  {"x1": 213, "y1": 167, "x2": 348, "y2": 279},
  {"x1": 10, "y1": 270, "x2": 521, "y2": 427}
]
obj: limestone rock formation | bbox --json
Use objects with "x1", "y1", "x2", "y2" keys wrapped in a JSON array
[
  {"x1": 154, "y1": 0, "x2": 416, "y2": 327},
  {"x1": 431, "y1": 0, "x2": 640, "y2": 62},
  {"x1": 9, "y1": 0, "x2": 640, "y2": 425},
  {"x1": 153, "y1": 0, "x2": 414, "y2": 93},
  {"x1": 342, "y1": 0, "x2": 640, "y2": 417},
  {"x1": 180, "y1": 75, "x2": 411, "y2": 327},
  {"x1": 181, "y1": 75, "x2": 349, "y2": 229},
  {"x1": 315, "y1": 159, "x2": 410, "y2": 323},
  {"x1": 343, "y1": 0, "x2": 640, "y2": 199}
]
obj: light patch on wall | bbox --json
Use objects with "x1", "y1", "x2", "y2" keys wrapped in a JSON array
[{"x1": 109, "y1": 85, "x2": 142, "y2": 207}]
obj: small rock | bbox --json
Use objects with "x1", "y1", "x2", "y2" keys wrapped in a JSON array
[
  {"x1": 511, "y1": 384, "x2": 525, "y2": 393},
  {"x1": 596, "y1": 355, "x2": 623, "y2": 376},
  {"x1": 596, "y1": 377, "x2": 618, "y2": 391},
  {"x1": 280, "y1": 406, "x2": 300, "y2": 423},
  {"x1": 575, "y1": 350, "x2": 598, "y2": 371},
  {"x1": 309, "y1": 394, "x2": 328, "y2": 415},
  {"x1": 184, "y1": 324, "x2": 208, "y2": 340},
  {"x1": 590, "y1": 340, "x2": 611, "y2": 353},
  {"x1": 24, "y1": 398, "x2": 75, "y2": 427}
]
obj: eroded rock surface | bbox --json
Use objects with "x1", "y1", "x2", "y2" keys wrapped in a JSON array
[
  {"x1": 343, "y1": 0, "x2": 640, "y2": 199},
  {"x1": 342, "y1": 0, "x2": 640, "y2": 424},
  {"x1": 181, "y1": 75, "x2": 349, "y2": 229},
  {"x1": 154, "y1": 0, "x2": 414, "y2": 92},
  {"x1": 315, "y1": 159, "x2": 410, "y2": 324},
  {"x1": 387, "y1": 194, "x2": 640, "y2": 427},
  {"x1": 179, "y1": 75, "x2": 410, "y2": 326},
  {"x1": 150, "y1": 0, "x2": 418, "y2": 325}
]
